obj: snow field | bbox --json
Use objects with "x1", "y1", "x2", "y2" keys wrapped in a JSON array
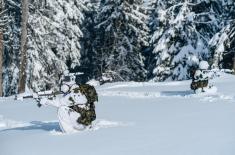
[{"x1": 0, "y1": 73, "x2": 235, "y2": 155}]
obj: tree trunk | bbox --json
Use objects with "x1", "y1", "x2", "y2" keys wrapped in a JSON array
[
  {"x1": 233, "y1": 53, "x2": 235, "y2": 74},
  {"x1": 18, "y1": 0, "x2": 29, "y2": 94},
  {"x1": 0, "y1": 31, "x2": 3, "y2": 97},
  {"x1": 0, "y1": 0, "x2": 4, "y2": 96}
]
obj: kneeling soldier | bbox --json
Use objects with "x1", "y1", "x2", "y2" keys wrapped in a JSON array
[{"x1": 191, "y1": 61, "x2": 209, "y2": 92}]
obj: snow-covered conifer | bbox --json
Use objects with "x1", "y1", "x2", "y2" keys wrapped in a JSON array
[
  {"x1": 27, "y1": 0, "x2": 87, "y2": 91},
  {"x1": 2, "y1": 0, "x2": 21, "y2": 96},
  {"x1": 79, "y1": 0, "x2": 100, "y2": 80},
  {"x1": 94, "y1": 0, "x2": 149, "y2": 82},
  {"x1": 149, "y1": 0, "x2": 222, "y2": 81},
  {"x1": 210, "y1": 22, "x2": 235, "y2": 69},
  {"x1": 209, "y1": 1, "x2": 235, "y2": 70}
]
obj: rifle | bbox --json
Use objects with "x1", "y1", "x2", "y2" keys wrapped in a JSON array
[{"x1": 15, "y1": 90, "x2": 63, "y2": 107}]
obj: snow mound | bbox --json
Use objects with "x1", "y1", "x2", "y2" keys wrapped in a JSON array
[
  {"x1": 91, "y1": 119, "x2": 131, "y2": 131},
  {"x1": 86, "y1": 79, "x2": 100, "y2": 86},
  {"x1": 0, "y1": 118, "x2": 129, "y2": 135},
  {"x1": 195, "y1": 86, "x2": 218, "y2": 95},
  {"x1": 50, "y1": 119, "x2": 130, "y2": 135},
  {"x1": 100, "y1": 90, "x2": 161, "y2": 98},
  {"x1": 0, "y1": 115, "x2": 31, "y2": 129}
]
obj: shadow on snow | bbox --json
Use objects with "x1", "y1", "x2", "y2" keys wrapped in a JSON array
[
  {"x1": 0, "y1": 121, "x2": 61, "y2": 133},
  {"x1": 160, "y1": 90, "x2": 194, "y2": 97}
]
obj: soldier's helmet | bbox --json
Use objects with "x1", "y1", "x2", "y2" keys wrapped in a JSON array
[
  {"x1": 61, "y1": 84, "x2": 70, "y2": 94},
  {"x1": 60, "y1": 70, "x2": 84, "y2": 86},
  {"x1": 199, "y1": 61, "x2": 209, "y2": 70}
]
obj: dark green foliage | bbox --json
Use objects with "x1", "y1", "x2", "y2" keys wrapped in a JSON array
[
  {"x1": 148, "y1": 0, "x2": 231, "y2": 81},
  {"x1": 92, "y1": 0, "x2": 149, "y2": 82},
  {"x1": 3, "y1": 0, "x2": 21, "y2": 96}
]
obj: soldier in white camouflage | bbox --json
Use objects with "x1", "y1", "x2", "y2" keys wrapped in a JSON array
[
  {"x1": 39, "y1": 70, "x2": 98, "y2": 133},
  {"x1": 191, "y1": 61, "x2": 209, "y2": 92}
]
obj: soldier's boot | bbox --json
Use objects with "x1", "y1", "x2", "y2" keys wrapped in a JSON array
[{"x1": 201, "y1": 87, "x2": 205, "y2": 92}]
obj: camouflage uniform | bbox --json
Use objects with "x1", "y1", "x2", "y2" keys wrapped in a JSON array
[
  {"x1": 40, "y1": 71, "x2": 98, "y2": 132},
  {"x1": 39, "y1": 84, "x2": 88, "y2": 133},
  {"x1": 191, "y1": 69, "x2": 208, "y2": 91},
  {"x1": 69, "y1": 84, "x2": 98, "y2": 126},
  {"x1": 69, "y1": 104, "x2": 96, "y2": 126}
]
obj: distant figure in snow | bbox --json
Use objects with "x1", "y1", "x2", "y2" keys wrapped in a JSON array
[
  {"x1": 188, "y1": 64, "x2": 198, "y2": 81},
  {"x1": 190, "y1": 61, "x2": 209, "y2": 92},
  {"x1": 38, "y1": 70, "x2": 98, "y2": 133}
]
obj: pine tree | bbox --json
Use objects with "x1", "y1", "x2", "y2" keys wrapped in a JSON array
[
  {"x1": 0, "y1": 0, "x2": 4, "y2": 96},
  {"x1": 210, "y1": 22, "x2": 235, "y2": 70},
  {"x1": 27, "y1": 0, "x2": 87, "y2": 91},
  {"x1": 2, "y1": 0, "x2": 21, "y2": 96},
  {"x1": 79, "y1": 0, "x2": 100, "y2": 80},
  {"x1": 209, "y1": 1, "x2": 235, "y2": 70},
  {"x1": 94, "y1": 0, "x2": 149, "y2": 82},
  {"x1": 149, "y1": 0, "x2": 223, "y2": 81}
]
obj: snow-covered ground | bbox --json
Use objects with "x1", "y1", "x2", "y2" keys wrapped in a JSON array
[{"x1": 1, "y1": 73, "x2": 235, "y2": 155}]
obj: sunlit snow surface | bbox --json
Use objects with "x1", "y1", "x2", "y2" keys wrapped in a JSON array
[{"x1": 1, "y1": 73, "x2": 235, "y2": 155}]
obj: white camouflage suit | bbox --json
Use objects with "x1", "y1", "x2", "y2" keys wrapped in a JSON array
[
  {"x1": 193, "y1": 61, "x2": 210, "y2": 92},
  {"x1": 193, "y1": 69, "x2": 209, "y2": 82},
  {"x1": 40, "y1": 84, "x2": 88, "y2": 133}
]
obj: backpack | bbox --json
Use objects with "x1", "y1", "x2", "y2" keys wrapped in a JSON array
[
  {"x1": 79, "y1": 84, "x2": 98, "y2": 104},
  {"x1": 190, "y1": 81, "x2": 198, "y2": 91}
]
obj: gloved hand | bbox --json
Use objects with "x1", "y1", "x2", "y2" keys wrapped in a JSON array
[
  {"x1": 33, "y1": 93, "x2": 39, "y2": 99},
  {"x1": 37, "y1": 98, "x2": 47, "y2": 108},
  {"x1": 40, "y1": 98, "x2": 48, "y2": 105},
  {"x1": 35, "y1": 98, "x2": 42, "y2": 108},
  {"x1": 37, "y1": 102, "x2": 42, "y2": 108}
]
